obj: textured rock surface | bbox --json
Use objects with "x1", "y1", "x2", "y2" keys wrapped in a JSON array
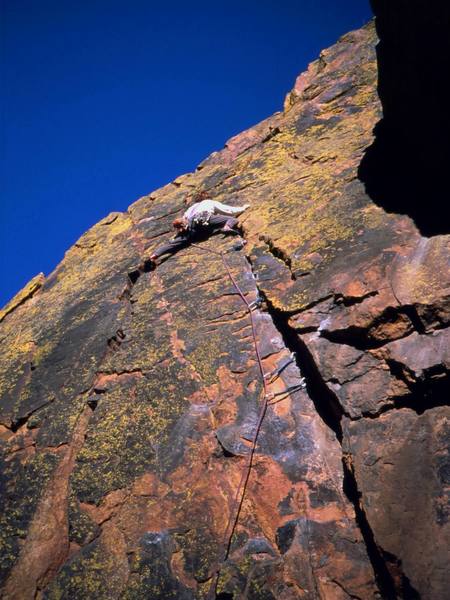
[{"x1": 1, "y1": 15, "x2": 449, "y2": 600}]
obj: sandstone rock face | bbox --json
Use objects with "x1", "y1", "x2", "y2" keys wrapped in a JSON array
[{"x1": 1, "y1": 18, "x2": 449, "y2": 600}]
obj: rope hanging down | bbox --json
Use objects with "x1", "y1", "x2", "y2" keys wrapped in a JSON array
[{"x1": 190, "y1": 242, "x2": 292, "y2": 599}]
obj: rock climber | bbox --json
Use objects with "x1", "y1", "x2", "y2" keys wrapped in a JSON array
[{"x1": 148, "y1": 196, "x2": 250, "y2": 265}]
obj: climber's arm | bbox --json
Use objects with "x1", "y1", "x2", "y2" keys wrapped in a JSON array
[{"x1": 210, "y1": 201, "x2": 250, "y2": 216}]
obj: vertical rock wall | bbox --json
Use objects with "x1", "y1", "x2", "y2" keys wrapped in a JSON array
[{"x1": 1, "y1": 17, "x2": 449, "y2": 600}]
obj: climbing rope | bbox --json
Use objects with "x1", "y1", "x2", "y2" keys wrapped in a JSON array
[{"x1": 190, "y1": 242, "x2": 295, "y2": 599}]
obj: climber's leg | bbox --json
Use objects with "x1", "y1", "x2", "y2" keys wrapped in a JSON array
[
  {"x1": 208, "y1": 215, "x2": 240, "y2": 234},
  {"x1": 222, "y1": 217, "x2": 239, "y2": 233}
]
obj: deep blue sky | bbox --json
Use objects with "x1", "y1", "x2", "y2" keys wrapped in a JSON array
[{"x1": 1, "y1": 1, "x2": 372, "y2": 307}]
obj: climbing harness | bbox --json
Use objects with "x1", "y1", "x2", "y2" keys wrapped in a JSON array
[
  {"x1": 190, "y1": 242, "x2": 304, "y2": 599},
  {"x1": 191, "y1": 210, "x2": 212, "y2": 227}
]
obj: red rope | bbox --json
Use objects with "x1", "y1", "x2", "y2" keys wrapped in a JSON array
[{"x1": 190, "y1": 243, "x2": 271, "y2": 599}]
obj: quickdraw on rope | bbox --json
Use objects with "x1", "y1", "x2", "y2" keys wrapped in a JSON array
[{"x1": 190, "y1": 242, "x2": 280, "y2": 599}]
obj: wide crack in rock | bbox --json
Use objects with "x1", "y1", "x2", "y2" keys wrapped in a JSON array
[
  {"x1": 243, "y1": 250, "x2": 421, "y2": 598},
  {"x1": 248, "y1": 240, "x2": 448, "y2": 599}
]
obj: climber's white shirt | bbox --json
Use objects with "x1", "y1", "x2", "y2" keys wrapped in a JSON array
[{"x1": 183, "y1": 200, "x2": 248, "y2": 221}]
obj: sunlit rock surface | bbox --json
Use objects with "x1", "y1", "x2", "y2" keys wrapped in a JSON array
[{"x1": 1, "y1": 18, "x2": 449, "y2": 600}]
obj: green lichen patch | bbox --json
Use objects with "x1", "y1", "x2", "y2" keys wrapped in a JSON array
[
  {"x1": 215, "y1": 555, "x2": 279, "y2": 599},
  {"x1": 122, "y1": 533, "x2": 194, "y2": 600},
  {"x1": 70, "y1": 358, "x2": 198, "y2": 504},
  {"x1": 0, "y1": 449, "x2": 59, "y2": 585},
  {"x1": 174, "y1": 526, "x2": 219, "y2": 583},
  {"x1": 68, "y1": 492, "x2": 100, "y2": 546},
  {"x1": 43, "y1": 537, "x2": 125, "y2": 600},
  {"x1": 70, "y1": 384, "x2": 157, "y2": 504}
]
